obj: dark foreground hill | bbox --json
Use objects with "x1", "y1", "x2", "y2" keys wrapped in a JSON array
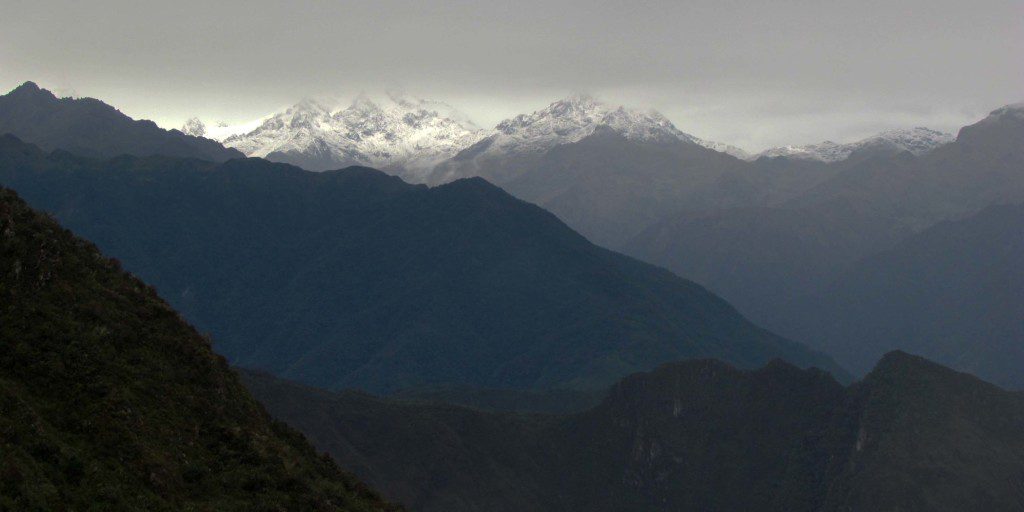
[
  {"x1": 0, "y1": 81, "x2": 243, "y2": 162},
  {"x1": 0, "y1": 188, "x2": 396, "y2": 511},
  {"x1": 0, "y1": 135, "x2": 843, "y2": 394},
  {"x1": 243, "y1": 352, "x2": 1024, "y2": 512}
]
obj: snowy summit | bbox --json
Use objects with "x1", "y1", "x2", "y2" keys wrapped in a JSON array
[
  {"x1": 205, "y1": 93, "x2": 484, "y2": 182},
  {"x1": 756, "y1": 127, "x2": 954, "y2": 162},
  {"x1": 484, "y1": 93, "x2": 748, "y2": 158}
]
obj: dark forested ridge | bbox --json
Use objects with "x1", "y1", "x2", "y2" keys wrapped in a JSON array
[
  {"x1": 0, "y1": 134, "x2": 844, "y2": 394},
  {"x1": 243, "y1": 352, "x2": 1024, "y2": 512},
  {"x1": 0, "y1": 82, "x2": 243, "y2": 162},
  {"x1": 0, "y1": 188, "x2": 395, "y2": 511}
]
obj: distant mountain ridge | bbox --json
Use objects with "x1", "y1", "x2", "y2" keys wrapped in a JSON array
[
  {"x1": 0, "y1": 134, "x2": 845, "y2": 395},
  {"x1": 756, "y1": 127, "x2": 954, "y2": 162},
  {"x1": 426, "y1": 96, "x2": 959, "y2": 248},
  {"x1": 0, "y1": 81, "x2": 243, "y2": 162},
  {"x1": 627, "y1": 102, "x2": 1024, "y2": 386},
  {"x1": 244, "y1": 351, "x2": 1024, "y2": 512}
]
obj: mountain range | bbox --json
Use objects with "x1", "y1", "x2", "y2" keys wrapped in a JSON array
[
  {"x1": 0, "y1": 187, "x2": 394, "y2": 511},
  {"x1": 427, "y1": 93, "x2": 749, "y2": 184},
  {"x1": 243, "y1": 351, "x2": 1024, "y2": 512},
  {"x1": 1, "y1": 78, "x2": 1021, "y2": 511},
  {"x1": 192, "y1": 92, "x2": 750, "y2": 182},
  {"x1": 1, "y1": 81, "x2": 1020, "y2": 390},
  {"x1": 0, "y1": 134, "x2": 844, "y2": 396},
  {"x1": 193, "y1": 90, "x2": 957, "y2": 175},
  {"x1": 6, "y1": 158, "x2": 1020, "y2": 509},
  {"x1": 424, "y1": 94, "x2": 954, "y2": 248},
  {"x1": 2, "y1": 81, "x2": 957, "y2": 250},
  {"x1": 626, "y1": 102, "x2": 1024, "y2": 386}
]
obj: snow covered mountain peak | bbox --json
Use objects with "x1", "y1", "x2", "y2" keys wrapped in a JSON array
[
  {"x1": 495, "y1": 93, "x2": 605, "y2": 137},
  {"x1": 204, "y1": 93, "x2": 752, "y2": 181},
  {"x1": 870, "y1": 127, "x2": 955, "y2": 155},
  {"x1": 487, "y1": 94, "x2": 742, "y2": 156},
  {"x1": 220, "y1": 93, "x2": 484, "y2": 180},
  {"x1": 757, "y1": 126, "x2": 954, "y2": 162},
  {"x1": 180, "y1": 117, "x2": 207, "y2": 138}
]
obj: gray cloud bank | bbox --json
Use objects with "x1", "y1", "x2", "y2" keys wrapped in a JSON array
[{"x1": 1, "y1": 0, "x2": 1021, "y2": 150}]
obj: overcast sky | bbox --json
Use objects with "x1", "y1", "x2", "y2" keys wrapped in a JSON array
[{"x1": 1, "y1": 0, "x2": 1021, "y2": 151}]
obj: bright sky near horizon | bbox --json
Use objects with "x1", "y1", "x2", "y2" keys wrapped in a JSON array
[{"x1": 1, "y1": 0, "x2": 1021, "y2": 151}]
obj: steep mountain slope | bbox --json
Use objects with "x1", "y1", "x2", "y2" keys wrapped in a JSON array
[
  {"x1": 219, "y1": 93, "x2": 483, "y2": 181},
  {"x1": 0, "y1": 82, "x2": 242, "y2": 162},
  {"x1": 244, "y1": 352, "x2": 1024, "y2": 512},
  {"x1": 777, "y1": 202, "x2": 1024, "y2": 388},
  {"x1": 0, "y1": 135, "x2": 843, "y2": 394},
  {"x1": 0, "y1": 188, "x2": 395, "y2": 511},
  {"x1": 756, "y1": 127, "x2": 953, "y2": 162}
]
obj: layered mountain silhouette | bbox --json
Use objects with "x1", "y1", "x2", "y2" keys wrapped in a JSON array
[
  {"x1": 0, "y1": 82, "x2": 243, "y2": 162},
  {"x1": 0, "y1": 188, "x2": 394, "y2": 511},
  {"x1": 777, "y1": 202, "x2": 1024, "y2": 388},
  {"x1": 5, "y1": 82, "x2": 1018, "y2": 389},
  {"x1": 0, "y1": 134, "x2": 843, "y2": 395},
  {"x1": 243, "y1": 351, "x2": 1024, "y2": 512},
  {"x1": 627, "y1": 103, "x2": 1024, "y2": 381},
  {"x1": 423, "y1": 95, "x2": 966, "y2": 249},
  {"x1": 191, "y1": 93, "x2": 757, "y2": 248}
]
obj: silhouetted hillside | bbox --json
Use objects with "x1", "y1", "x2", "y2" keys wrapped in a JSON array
[{"x1": 0, "y1": 188, "x2": 395, "y2": 511}]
